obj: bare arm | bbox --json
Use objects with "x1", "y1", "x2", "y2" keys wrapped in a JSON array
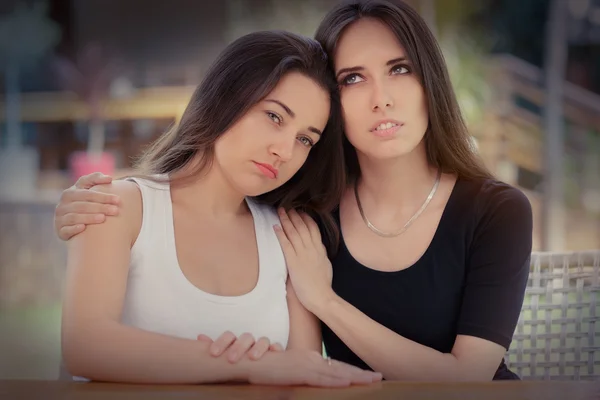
[
  {"x1": 275, "y1": 203, "x2": 531, "y2": 381},
  {"x1": 313, "y1": 297, "x2": 506, "y2": 381},
  {"x1": 54, "y1": 173, "x2": 119, "y2": 240},
  {"x1": 285, "y1": 278, "x2": 322, "y2": 353},
  {"x1": 62, "y1": 180, "x2": 256, "y2": 383},
  {"x1": 62, "y1": 181, "x2": 380, "y2": 386}
]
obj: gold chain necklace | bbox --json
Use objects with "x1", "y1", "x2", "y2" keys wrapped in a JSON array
[{"x1": 354, "y1": 169, "x2": 441, "y2": 238}]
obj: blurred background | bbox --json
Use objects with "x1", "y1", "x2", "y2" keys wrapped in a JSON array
[{"x1": 0, "y1": 0, "x2": 598, "y2": 380}]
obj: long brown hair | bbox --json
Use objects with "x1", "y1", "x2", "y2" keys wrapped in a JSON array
[
  {"x1": 315, "y1": 0, "x2": 493, "y2": 185},
  {"x1": 133, "y1": 30, "x2": 346, "y2": 248}
]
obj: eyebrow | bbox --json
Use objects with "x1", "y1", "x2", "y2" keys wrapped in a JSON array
[
  {"x1": 308, "y1": 127, "x2": 322, "y2": 136},
  {"x1": 264, "y1": 98, "x2": 322, "y2": 136},
  {"x1": 265, "y1": 99, "x2": 295, "y2": 117},
  {"x1": 335, "y1": 57, "x2": 408, "y2": 79}
]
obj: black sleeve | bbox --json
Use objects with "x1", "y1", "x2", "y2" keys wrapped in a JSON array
[{"x1": 456, "y1": 181, "x2": 533, "y2": 350}]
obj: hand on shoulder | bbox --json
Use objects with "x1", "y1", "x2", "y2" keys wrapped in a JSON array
[{"x1": 71, "y1": 179, "x2": 143, "y2": 247}]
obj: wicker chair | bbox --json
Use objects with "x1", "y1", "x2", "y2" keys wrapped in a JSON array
[{"x1": 506, "y1": 251, "x2": 600, "y2": 381}]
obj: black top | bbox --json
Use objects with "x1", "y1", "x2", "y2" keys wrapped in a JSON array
[{"x1": 321, "y1": 178, "x2": 533, "y2": 380}]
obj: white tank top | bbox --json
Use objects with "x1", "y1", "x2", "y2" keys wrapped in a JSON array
[{"x1": 120, "y1": 176, "x2": 290, "y2": 347}]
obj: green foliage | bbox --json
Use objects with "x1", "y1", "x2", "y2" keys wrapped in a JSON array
[{"x1": 431, "y1": 0, "x2": 495, "y2": 128}]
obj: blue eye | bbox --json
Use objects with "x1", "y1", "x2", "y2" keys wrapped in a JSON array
[
  {"x1": 391, "y1": 64, "x2": 410, "y2": 75},
  {"x1": 297, "y1": 136, "x2": 315, "y2": 148},
  {"x1": 340, "y1": 73, "x2": 365, "y2": 86}
]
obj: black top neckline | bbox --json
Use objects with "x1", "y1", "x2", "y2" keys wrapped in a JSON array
[{"x1": 336, "y1": 178, "x2": 465, "y2": 276}]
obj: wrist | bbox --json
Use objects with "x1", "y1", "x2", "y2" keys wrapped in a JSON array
[
  {"x1": 232, "y1": 360, "x2": 252, "y2": 383},
  {"x1": 309, "y1": 288, "x2": 338, "y2": 317},
  {"x1": 196, "y1": 340, "x2": 250, "y2": 383},
  {"x1": 237, "y1": 351, "x2": 276, "y2": 384}
]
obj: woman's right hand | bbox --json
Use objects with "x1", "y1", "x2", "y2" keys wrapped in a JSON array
[
  {"x1": 245, "y1": 349, "x2": 382, "y2": 387},
  {"x1": 54, "y1": 172, "x2": 121, "y2": 241}
]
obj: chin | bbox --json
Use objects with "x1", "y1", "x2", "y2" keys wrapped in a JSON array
[
  {"x1": 357, "y1": 143, "x2": 417, "y2": 161},
  {"x1": 237, "y1": 185, "x2": 269, "y2": 198},
  {"x1": 375, "y1": 136, "x2": 426, "y2": 160},
  {"x1": 234, "y1": 178, "x2": 278, "y2": 197},
  {"x1": 351, "y1": 131, "x2": 417, "y2": 154}
]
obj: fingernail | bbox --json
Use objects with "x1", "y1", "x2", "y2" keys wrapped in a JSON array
[
  {"x1": 252, "y1": 350, "x2": 259, "y2": 358},
  {"x1": 95, "y1": 214, "x2": 105, "y2": 222},
  {"x1": 273, "y1": 225, "x2": 281, "y2": 231},
  {"x1": 76, "y1": 225, "x2": 85, "y2": 230},
  {"x1": 229, "y1": 352, "x2": 237, "y2": 361},
  {"x1": 210, "y1": 347, "x2": 220, "y2": 355},
  {"x1": 108, "y1": 206, "x2": 118, "y2": 214}
]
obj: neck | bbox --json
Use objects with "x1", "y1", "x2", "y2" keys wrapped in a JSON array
[
  {"x1": 170, "y1": 159, "x2": 248, "y2": 219},
  {"x1": 356, "y1": 143, "x2": 438, "y2": 210}
]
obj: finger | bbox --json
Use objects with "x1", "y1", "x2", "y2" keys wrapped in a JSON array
[
  {"x1": 248, "y1": 337, "x2": 270, "y2": 360},
  {"x1": 58, "y1": 224, "x2": 85, "y2": 241},
  {"x1": 61, "y1": 212, "x2": 107, "y2": 227},
  {"x1": 328, "y1": 359, "x2": 374, "y2": 375},
  {"x1": 56, "y1": 202, "x2": 119, "y2": 219},
  {"x1": 326, "y1": 360, "x2": 383, "y2": 384},
  {"x1": 316, "y1": 356, "x2": 369, "y2": 382},
  {"x1": 277, "y1": 208, "x2": 303, "y2": 249},
  {"x1": 299, "y1": 212, "x2": 325, "y2": 250},
  {"x1": 308, "y1": 373, "x2": 351, "y2": 388},
  {"x1": 287, "y1": 209, "x2": 312, "y2": 247},
  {"x1": 196, "y1": 334, "x2": 213, "y2": 342},
  {"x1": 225, "y1": 333, "x2": 255, "y2": 363},
  {"x1": 269, "y1": 343, "x2": 284, "y2": 352},
  {"x1": 273, "y1": 224, "x2": 296, "y2": 256},
  {"x1": 75, "y1": 172, "x2": 113, "y2": 189},
  {"x1": 61, "y1": 188, "x2": 120, "y2": 207},
  {"x1": 210, "y1": 331, "x2": 237, "y2": 357}
]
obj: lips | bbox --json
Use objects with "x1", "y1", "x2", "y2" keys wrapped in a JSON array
[
  {"x1": 254, "y1": 162, "x2": 278, "y2": 179},
  {"x1": 369, "y1": 119, "x2": 403, "y2": 132},
  {"x1": 369, "y1": 119, "x2": 403, "y2": 138}
]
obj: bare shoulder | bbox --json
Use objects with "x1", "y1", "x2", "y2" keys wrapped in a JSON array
[
  {"x1": 90, "y1": 179, "x2": 141, "y2": 200},
  {"x1": 91, "y1": 179, "x2": 141, "y2": 210},
  {"x1": 84, "y1": 179, "x2": 143, "y2": 245}
]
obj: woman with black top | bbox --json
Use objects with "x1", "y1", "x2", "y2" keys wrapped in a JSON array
[{"x1": 53, "y1": 0, "x2": 532, "y2": 381}]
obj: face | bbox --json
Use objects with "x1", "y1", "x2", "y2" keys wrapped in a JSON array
[
  {"x1": 214, "y1": 72, "x2": 330, "y2": 197},
  {"x1": 334, "y1": 18, "x2": 429, "y2": 161}
]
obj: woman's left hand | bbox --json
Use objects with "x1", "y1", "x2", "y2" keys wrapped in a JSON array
[
  {"x1": 274, "y1": 208, "x2": 335, "y2": 313},
  {"x1": 197, "y1": 332, "x2": 284, "y2": 363}
]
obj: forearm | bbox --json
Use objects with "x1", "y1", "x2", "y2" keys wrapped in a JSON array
[
  {"x1": 286, "y1": 279, "x2": 323, "y2": 353},
  {"x1": 287, "y1": 314, "x2": 322, "y2": 353},
  {"x1": 315, "y1": 295, "x2": 467, "y2": 381},
  {"x1": 63, "y1": 321, "x2": 251, "y2": 384}
]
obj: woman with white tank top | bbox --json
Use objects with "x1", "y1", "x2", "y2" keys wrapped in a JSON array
[
  {"x1": 59, "y1": 30, "x2": 381, "y2": 386},
  {"x1": 120, "y1": 176, "x2": 290, "y2": 347}
]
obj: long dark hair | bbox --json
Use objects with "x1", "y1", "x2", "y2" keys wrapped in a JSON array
[
  {"x1": 315, "y1": 0, "x2": 493, "y2": 185},
  {"x1": 134, "y1": 30, "x2": 345, "y2": 248}
]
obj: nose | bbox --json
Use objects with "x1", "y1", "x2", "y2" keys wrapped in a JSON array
[
  {"x1": 269, "y1": 133, "x2": 295, "y2": 162},
  {"x1": 371, "y1": 78, "x2": 394, "y2": 111}
]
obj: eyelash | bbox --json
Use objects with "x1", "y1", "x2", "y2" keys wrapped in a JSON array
[
  {"x1": 266, "y1": 111, "x2": 315, "y2": 148},
  {"x1": 339, "y1": 63, "x2": 411, "y2": 86},
  {"x1": 298, "y1": 136, "x2": 315, "y2": 147},
  {"x1": 266, "y1": 111, "x2": 282, "y2": 125}
]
